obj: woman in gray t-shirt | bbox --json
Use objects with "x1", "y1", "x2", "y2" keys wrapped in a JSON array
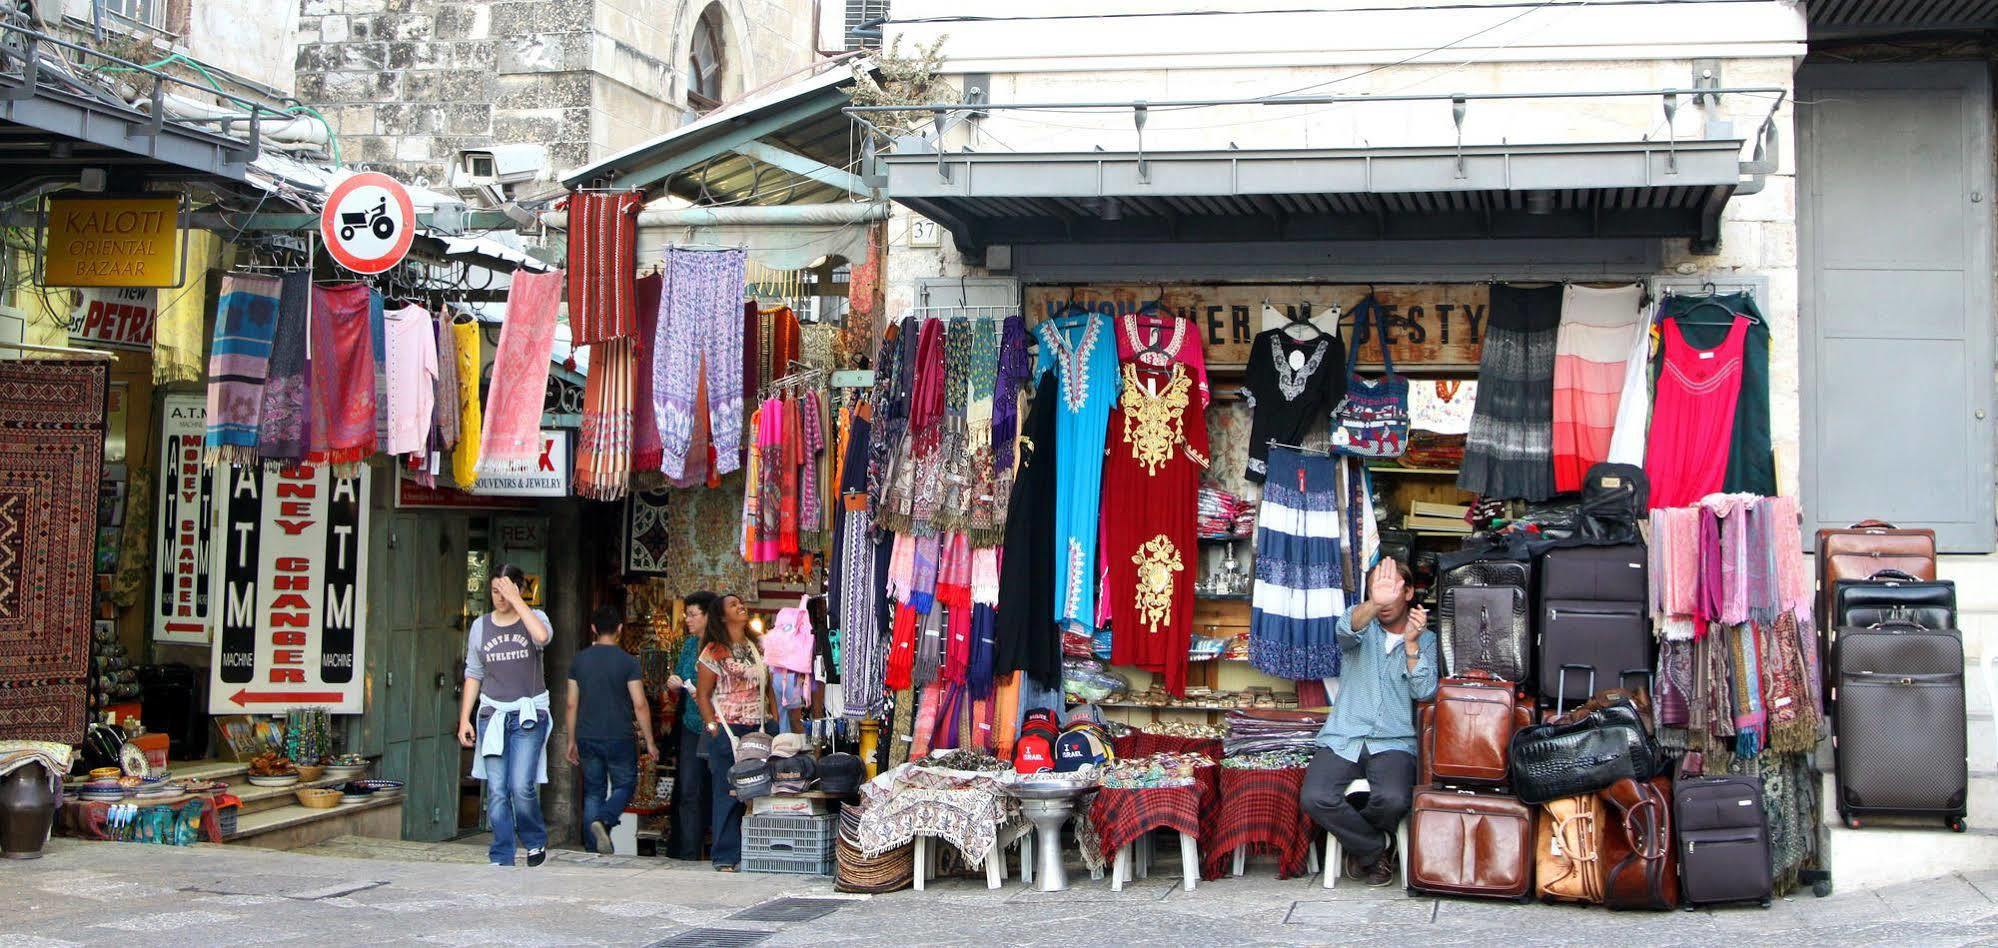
[{"x1": 456, "y1": 564, "x2": 553, "y2": 867}]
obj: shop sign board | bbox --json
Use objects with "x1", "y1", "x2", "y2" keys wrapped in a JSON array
[
  {"x1": 68, "y1": 287, "x2": 158, "y2": 351},
  {"x1": 392, "y1": 430, "x2": 569, "y2": 506},
  {"x1": 40, "y1": 195, "x2": 184, "y2": 288},
  {"x1": 208, "y1": 463, "x2": 371, "y2": 714},
  {"x1": 320, "y1": 172, "x2": 416, "y2": 274},
  {"x1": 1022, "y1": 283, "x2": 1491, "y2": 369},
  {"x1": 154, "y1": 395, "x2": 215, "y2": 646}
]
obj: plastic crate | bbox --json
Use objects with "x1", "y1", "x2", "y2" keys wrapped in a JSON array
[
  {"x1": 742, "y1": 812, "x2": 835, "y2": 861},
  {"x1": 742, "y1": 850, "x2": 836, "y2": 875},
  {"x1": 216, "y1": 805, "x2": 238, "y2": 837}
]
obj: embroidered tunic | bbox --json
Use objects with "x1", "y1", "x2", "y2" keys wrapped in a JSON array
[
  {"x1": 1242, "y1": 328, "x2": 1344, "y2": 483},
  {"x1": 1102, "y1": 315, "x2": 1210, "y2": 697},
  {"x1": 1035, "y1": 311, "x2": 1120, "y2": 633}
]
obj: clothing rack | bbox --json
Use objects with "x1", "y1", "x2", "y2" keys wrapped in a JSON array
[
  {"x1": 908, "y1": 305, "x2": 1015, "y2": 315},
  {"x1": 0, "y1": 340, "x2": 116, "y2": 361}
]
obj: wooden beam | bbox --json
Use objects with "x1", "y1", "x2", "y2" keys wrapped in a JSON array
[{"x1": 728, "y1": 140, "x2": 868, "y2": 196}]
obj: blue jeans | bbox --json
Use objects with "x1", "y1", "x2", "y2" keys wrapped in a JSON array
[
  {"x1": 706, "y1": 724, "x2": 761, "y2": 868},
  {"x1": 577, "y1": 736, "x2": 637, "y2": 853},
  {"x1": 479, "y1": 709, "x2": 550, "y2": 865}
]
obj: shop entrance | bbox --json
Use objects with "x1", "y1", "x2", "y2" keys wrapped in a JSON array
[{"x1": 382, "y1": 513, "x2": 471, "y2": 841}]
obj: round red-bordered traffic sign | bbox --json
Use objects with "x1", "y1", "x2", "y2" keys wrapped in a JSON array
[{"x1": 319, "y1": 172, "x2": 416, "y2": 274}]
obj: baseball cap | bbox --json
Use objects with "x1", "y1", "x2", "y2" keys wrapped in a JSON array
[
  {"x1": 769, "y1": 733, "x2": 809, "y2": 759},
  {"x1": 771, "y1": 755, "x2": 818, "y2": 794},
  {"x1": 735, "y1": 732, "x2": 773, "y2": 763},
  {"x1": 728, "y1": 759, "x2": 773, "y2": 800},
  {"x1": 1053, "y1": 731, "x2": 1107, "y2": 773},
  {"x1": 817, "y1": 753, "x2": 864, "y2": 796}
]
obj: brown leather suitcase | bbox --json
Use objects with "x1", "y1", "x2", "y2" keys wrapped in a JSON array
[
  {"x1": 1419, "y1": 671, "x2": 1533, "y2": 787},
  {"x1": 1535, "y1": 794, "x2": 1606, "y2": 904},
  {"x1": 1815, "y1": 520, "x2": 1936, "y2": 624},
  {"x1": 1600, "y1": 776, "x2": 1679, "y2": 911},
  {"x1": 1407, "y1": 787, "x2": 1535, "y2": 901}
]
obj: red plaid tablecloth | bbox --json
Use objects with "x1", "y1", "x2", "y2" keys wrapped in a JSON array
[
  {"x1": 1200, "y1": 767, "x2": 1315, "y2": 880},
  {"x1": 1088, "y1": 784, "x2": 1209, "y2": 859},
  {"x1": 1112, "y1": 733, "x2": 1223, "y2": 763}
]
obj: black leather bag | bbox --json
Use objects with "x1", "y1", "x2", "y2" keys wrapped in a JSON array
[
  {"x1": 1439, "y1": 583, "x2": 1529, "y2": 682},
  {"x1": 1831, "y1": 570, "x2": 1956, "y2": 631},
  {"x1": 1508, "y1": 690, "x2": 1662, "y2": 805},
  {"x1": 1577, "y1": 463, "x2": 1648, "y2": 543}
]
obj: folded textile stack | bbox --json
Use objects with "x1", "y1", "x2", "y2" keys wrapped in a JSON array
[
  {"x1": 1197, "y1": 482, "x2": 1257, "y2": 539},
  {"x1": 1221, "y1": 749, "x2": 1314, "y2": 770},
  {"x1": 1222, "y1": 709, "x2": 1327, "y2": 756}
]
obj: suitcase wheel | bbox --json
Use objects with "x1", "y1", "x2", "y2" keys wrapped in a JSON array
[
  {"x1": 1759, "y1": 899, "x2": 1773, "y2": 909},
  {"x1": 1949, "y1": 817, "x2": 1967, "y2": 833},
  {"x1": 1843, "y1": 815, "x2": 1862, "y2": 830},
  {"x1": 1813, "y1": 880, "x2": 1834, "y2": 898}
]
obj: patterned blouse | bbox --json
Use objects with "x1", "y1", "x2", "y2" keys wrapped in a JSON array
[{"x1": 699, "y1": 641, "x2": 767, "y2": 727}]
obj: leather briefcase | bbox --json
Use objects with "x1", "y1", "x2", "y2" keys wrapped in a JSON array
[
  {"x1": 1600, "y1": 776, "x2": 1679, "y2": 911},
  {"x1": 1815, "y1": 520, "x2": 1935, "y2": 622},
  {"x1": 1440, "y1": 583, "x2": 1530, "y2": 682},
  {"x1": 1535, "y1": 793, "x2": 1606, "y2": 904},
  {"x1": 1407, "y1": 787, "x2": 1535, "y2": 901},
  {"x1": 1509, "y1": 691, "x2": 1661, "y2": 805},
  {"x1": 1421, "y1": 670, "x2": 1532, "y2": 787}
]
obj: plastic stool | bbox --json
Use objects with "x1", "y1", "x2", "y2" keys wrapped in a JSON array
[{"x1": 1322, "y1": 780, "x2": 1410, "y2": 889}]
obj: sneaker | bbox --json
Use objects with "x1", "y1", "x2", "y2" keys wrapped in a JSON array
[
  {"x1": 526, "y1": 848, "x2": 547, "y2": 868},
  {"x1": 589, "y1": 821, "x2": 612, "y2": 854}
]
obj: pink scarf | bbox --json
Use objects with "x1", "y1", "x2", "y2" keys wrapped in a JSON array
[
  {"x1": 478, "y1": 269, "x2": 564, "y2": 474},
  {"x1": 1701, "y1": 493, "x2": 1758, "y2": 624}
]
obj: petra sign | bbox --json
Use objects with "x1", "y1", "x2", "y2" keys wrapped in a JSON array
[
  {"x1": 1022, "y1": 283, "x2": 1491, "y2": 369},
  {"x1": 69, "y1": 287, "x2": 158, "y2": 350},
  {"x1": 208, "y1": 464, "x2": 370, "y2": 714}
]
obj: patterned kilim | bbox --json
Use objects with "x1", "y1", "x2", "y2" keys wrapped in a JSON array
[
  {"x1": 1200, "y1": 766, "x2": 1316, "y2": 880},
  {"x1": 0, "y1": 361, "x2": 105, "y2": 742}
]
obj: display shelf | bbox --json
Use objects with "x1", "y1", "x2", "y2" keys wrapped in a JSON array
[
  {"x1": 1367, "y1": 464, "x2": 1460, "y2": 476},
  {"x1": 1198, "y1": 535, "x2": 1250, "y2": 545},
  {"x1": 1195, "y1": 592, "x2": 1251, "y2": 601}
]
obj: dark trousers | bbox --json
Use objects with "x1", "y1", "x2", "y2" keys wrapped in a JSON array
[
  {"x1": 1300, "y1": 747, "x2": 1416, "y2": 862},
  {"x1": 666, "y1": 725, "x2": 711, "y2": 860},
  {"x1": 577, "y1": 736, "x2": 637, "y2": 853},
  {"x1": 706, "y1": 723, "x2": 760, "y2": 868}
]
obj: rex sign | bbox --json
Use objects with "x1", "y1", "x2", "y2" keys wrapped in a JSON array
[{"x1": 208, "y1": 463, "x2": 370, "y2": 714}]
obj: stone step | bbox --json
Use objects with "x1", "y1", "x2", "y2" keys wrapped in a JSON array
[
  {"x1": 227, "y1": 794, "x2": 403, "y2": 851},
  {"x1": 228, "y1": 774, "x2": 366, "y2": 815}
]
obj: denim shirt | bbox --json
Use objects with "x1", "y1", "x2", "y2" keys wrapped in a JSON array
[{"x1": 1313, "y1": 607, "x2": 1440, "y2": 762}]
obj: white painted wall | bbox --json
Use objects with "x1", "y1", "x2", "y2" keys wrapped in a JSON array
[{"x1": 182, "y1": 0, "x2": 300, "y2": 92}]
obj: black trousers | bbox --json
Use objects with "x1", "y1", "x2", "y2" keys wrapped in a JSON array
[
  {"x1": 665, "y1": 725, "x2": 711, "y2": 860},
  {"x1": 1299, "y1": 747, "x2": 1416, "y2": 862}
]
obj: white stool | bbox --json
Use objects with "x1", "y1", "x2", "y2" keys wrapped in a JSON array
[
  {"x1": 912, "y1": 831, "x2": 1017, "y2": 891},
  {"x1": 1111, "y1": 829, "x2": 1199, "y2": 892},
  {"x1": 1231, "y1": 842, "x2": 1321, "y2": 877},
  {"x1": 1321, "y1": 779, "x2": 1411, "y2": 889}
]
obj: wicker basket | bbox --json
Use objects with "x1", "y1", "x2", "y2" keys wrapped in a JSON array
[
  {"x1": 295, "y1": 765, "x2": 326, "y2": 782},
  {"x1": 295, "y1": 787, "x2": 342, "y2": 809}
]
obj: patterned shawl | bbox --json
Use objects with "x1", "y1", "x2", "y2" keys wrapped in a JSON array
[
  {"x1": 477, "y1": 268, "x2": 564, "y2": 474},
  {"x1": 308, "y1": 283, "x2": 377, "y2": 469},
  {"x1": 631, "y1": 273, "x2": 664, "y2": 473},
  {"x1": 908, "y1": 319, "x2": 946, "y2": 456},
  {"x1": 428, "y1": 314, "x2": 460, "y2": 454},
  {"x1": 202, "y1": 273, "x2": 282, "y2": 465},
  {"x1": 449, "y1": 315, "x2": 483, "y2": 488},
  {"x1": 1728, "y1": 623, "x2": 1766, "y2": 757},
  {"x1": 575, "y1": 337, "x2": 634, "y2": 500},
  {"x1": 564, "y1": 190, "x2": 642, "y2": 345},
  {"x1": 255, "y1": 272, "x2": 313, "y2": 465}
]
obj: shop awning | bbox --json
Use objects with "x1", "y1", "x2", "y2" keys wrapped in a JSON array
[
  {"x1": 1807, "y1": 0, "x2": 1998, "y2": 34},
  {"x1": 881, "y1": 138, "x2": 1753, "y2": 259}
]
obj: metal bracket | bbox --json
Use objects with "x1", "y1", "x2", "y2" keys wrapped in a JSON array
[
  {"x1": 1662, "y1": 93, "x2": 1679, "y2": 175},
  {"x1": 1134, "y1": 103, "x2": 1150, "y2": 182},
  {"x1": 1452, "y1": 95, "x2": 1468, "y2": 179},
  {"x1": 934, "y1": 110, "x2": 950, "y2": 182},
  {"x1": 0, "y1": 32, "x2": 39, "y2": 101},
  {"x1": 1692, "y1": 60, "x2": 1722, "y2": 108}
]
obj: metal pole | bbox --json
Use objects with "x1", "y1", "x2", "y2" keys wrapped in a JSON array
[{"x1": 843, "y1": 86, "x2": 1790, "y2": 114}]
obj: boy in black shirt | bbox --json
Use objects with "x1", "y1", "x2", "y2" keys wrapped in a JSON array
[{"x1": 565, "y1": 606, "x2": 658, "y2": 854}]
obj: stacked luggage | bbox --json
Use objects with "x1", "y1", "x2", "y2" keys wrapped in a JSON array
[{"x1": 1817, "y1": 522, "x2": 1969, "y2": 833}]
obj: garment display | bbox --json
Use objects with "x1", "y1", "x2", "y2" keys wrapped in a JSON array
[
  {"x1": 450, "y1": 316, "x2": 484, "y2": 488},
  {"x1": 256, "y1": 273, "x2": 314, "y2": 466},
  {"x1": 1553, "y1": 284, "x2": 1645, "y2": 492},
  {"x1": 308, "y1": 283, "x2": 378, "y2": 468},
  {"x1": 564, "y1": 190, "x2": 643, "y2": 345},
  {"x1": 1458, "y1": 283, "x2": 1563, "y2": 501},
  {"x1": 202, "y1": 273, "x2": 283, "y2": 464},
  {"x1": 630, "y1": 274, "x2": 665, "y2": 474},
  {"x1": 655, "y1": 248, "x2": 748, "y2": 479},
  {"x1": 1103, "y1": 316, "x2": 1209, "y2": 698},
  {"x1": 1408, "y1": 379, "x2": 1477, "y2": 435},
  {"x1": 1645, "y1": 316, "x2": 1749, "y2": 509},
  {"x1": 382, "y1": 304, "x2": 439, "y2": 458},
  {"x1": 478, "y1": 268, "x2": 564, "y2": 475},
  {"x1": 1249, "y1": 447, "x2": 1344, "y2": 680},
  {"x1": 1242, "y1": 328, "x2": 1343, "y2": 482},
  {"x1": 576, "y1": 337, "x2": 635, "y2": 501},
  {"x1": 1661, "y1": 293, "x2": 1776, "y2": 497},
  {"x1": 1037, "y1": 311, "x2": 1120, "y2": 633}
]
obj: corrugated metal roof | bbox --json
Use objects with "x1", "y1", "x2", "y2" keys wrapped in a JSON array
[{"x1": 1807, "y1": 0, "x2": 1998, "y2": 29}]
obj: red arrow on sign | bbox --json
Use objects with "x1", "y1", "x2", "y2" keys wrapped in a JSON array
[{"x1": 230, "y1": 689, "x2": 346, "y2": 706}]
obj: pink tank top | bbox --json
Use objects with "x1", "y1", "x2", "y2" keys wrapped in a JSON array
[{"x1": 1644, "y1": 316, "x2": 1748, "y2": 509}]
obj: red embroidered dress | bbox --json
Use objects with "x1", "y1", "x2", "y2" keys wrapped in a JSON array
[{"x1": 1103, "y1": 314, "x2": 1210, "y2": 696}]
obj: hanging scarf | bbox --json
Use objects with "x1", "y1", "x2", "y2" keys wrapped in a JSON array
[
  {"x1": 909, "y1": 533, "x2": 942, "y2": 616},
  {"x1": 576, "y1": 337, "x2": 634, "y2": 500},
  {"x1": 837, "y1": 505, "x2": 886, "y2": 719},
  {"x1": 450, "y1": 316, "x2": 483, "y2": 488},
  {"x1": 908, "y1": 319, "x2": 946, "y2": 456},
  {"x1": 967, "y1": 548, "x2": 1001, "y2": 699},
  {"x1": 631, "y1": 273, "x2": 665, "y2": 474},
  {"x1": 1761, "y1": 613, "x2": 1815, "y2": 753},
  {"x1": 993, "y1": 314, "x2": 1029, "y2": 472},
  {"x1": 308, "y1": 283, "x2": 377, "y2": 469},
  {"x1": 937, "y1": 533, "x2": 973, "y2": 683},
  {"x1": 866, "y1": 320, "x2": 911, "y2": 525},
  {"x1": 1727, "y1": 623, "x2": 1766, "y2": 757},
  {"x1": 778, "y1": 394, "x2": 801, "y2": 559},
  {"x1": 738, "y1": 405, "x2": 762, "y2": 559},
  {"x1": 1702, "y1": 493, "x2": 1757, "y2": 624},
  {"x1": 1695, "y1": 506, "x2": 1722, "y2": 628},
  {"x1": 155, "y1": 230, "x2": 221, "y2": 383},
  {"x1": 885, "y1": 603, "x2": 919, "y2": 691},
  {"x1": 564, "y1": 190, "x2": 642, "y2": 345},
  {"x1": 913, "y1": 606, "x2": 946, "y2": 688},
  {"x1": 1655, "y1": 637, "x2": 1694, "y2": 732},
  {"x1": 1744, "y1": 497, "x2": 1781, "y2": 624},
  {"x1": 256, "y1": 272, "x2": 313, "y2": 465},
  {"x1": 477, "y1": 268, "x2": 565, "y2": 475},
  {"x1": 755, "y1": 399, "x2": 784, "y2": 562},
  {"x1": 800, "y1": 390, "x2": 825, "y2": 536},
  {"x1": 202, "y1": 273, "x2": 282, "y2": 465},
  {"x1": 1692, "y1": 629, "x2": 1735, "y2": 754},
  {"x1": 1649, "y1": 507, "x2": 1701, "y2": 621},
  {"x1": 428, "y1": 314, "x2": 460, "y2": 454},
  {"x1": 911, "y1": 681, "x2": 946, "y2": 759}
]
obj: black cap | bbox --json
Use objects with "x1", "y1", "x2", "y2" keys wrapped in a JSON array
[
  {"x1": 817, "y1": 752, "x2": 864, "y2": 796},
  {"x1": 728, "y1": 759, "x2": 773, "y2": 800},
  {"x1": 771, "y1": 755, "x2": 818, "y2": 794}
]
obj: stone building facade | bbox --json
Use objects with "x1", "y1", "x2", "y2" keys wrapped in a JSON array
[{"x1": 292, "y1": 0, "x2": 822, "y2": 184}]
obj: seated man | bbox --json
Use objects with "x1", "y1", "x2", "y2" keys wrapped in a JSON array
[{"x1": 1299, "y1": 558, "x2": 1438, "y2": 886}]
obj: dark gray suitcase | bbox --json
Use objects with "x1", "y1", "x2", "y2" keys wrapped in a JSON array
[
  {"x1": 1674, "y1": 775, "x2": 1773, "y2": 907},
  {"x1": 1832, "y1": 570, "x2": 1956, "y2": 631},
  {"x1": 1537, "y1": 600, "x2": 1651, "y2": 704},
  {"x1": 1833, "y1": 621, "x2": 1969, "y2": 832},
  {"x1": 1538, "y1": 544, "x2": 1648, "y2": 603},
  {"x1": 1440, "y1": 584, "x2": 1530, "y2": 682}
]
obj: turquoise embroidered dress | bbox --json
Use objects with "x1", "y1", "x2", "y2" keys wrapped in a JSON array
[{"x1": 1035, "y1": 311, "x2": 1120, "y2": 633}]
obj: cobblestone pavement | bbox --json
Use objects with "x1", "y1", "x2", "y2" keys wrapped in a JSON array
[{"x1": 3, "y1": 837, "x2": 1996, "y2": 947}]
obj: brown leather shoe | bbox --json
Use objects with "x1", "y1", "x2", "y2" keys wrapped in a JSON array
[
  {"x1": 1342, "y1": 847, "x2": 1369, "y2": 881},
  {"x1": 1364, "y1": 833, "x2": 1398, "y2": 887}
]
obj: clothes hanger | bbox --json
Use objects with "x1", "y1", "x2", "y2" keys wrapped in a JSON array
[{"x1": 1672, "y1": 297, "x2": 1759, "y2": 326}]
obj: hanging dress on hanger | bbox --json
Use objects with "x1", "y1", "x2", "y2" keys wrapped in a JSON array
[
  {"x1": 1457, "y1": 283, "x2": 1562, "y2": 501},
  {"x1": 1552, "y1": 283, "x2": 1646, "y2": 492},
  {"x1": 1242, "y1": 327, "x2": 1344, "y2": 483},
  {"x1": 1645, "y1": 315, "x2": 1750, "y2": 509},
  {"x1": 1035, "y1": 311, "x2": 1120, "y2": 634}
]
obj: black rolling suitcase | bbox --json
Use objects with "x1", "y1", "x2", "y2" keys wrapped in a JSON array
[
  {"x1": 1832, "y1": 620, "x2": 1969, "y2": 832},
  {"x1": 1536, "y1": 544, "x2": 1651, "y2": 704},
  {"x1": 1674, "y1": 774, "x2": 1774, "y2": 907},
  {"x1": 1831, "y1": 570, "x2": 1956, "y2": 631}
]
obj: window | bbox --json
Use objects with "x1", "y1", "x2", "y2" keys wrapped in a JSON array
[
  {"x1": 688, "y1": 5, "x2": 727, "y2": 112},
  {"x1": 102, "y1": 0, "x2": 165, "y2": 30},
  {"x1": 845, "y1": 0, "x2": 889, "y2": 50}
]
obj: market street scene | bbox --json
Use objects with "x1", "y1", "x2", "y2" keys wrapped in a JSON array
[{"x1": 0, "y1": 0, "x2": 1996, "y2": 944}]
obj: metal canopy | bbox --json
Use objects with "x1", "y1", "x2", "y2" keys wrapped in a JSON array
[
  {"x1": 884, "y1": 139, "x2": 1749, "y2": 258},
  {"x1": 1807, "y1": 0, "x2": 1998, "y2": 34}
]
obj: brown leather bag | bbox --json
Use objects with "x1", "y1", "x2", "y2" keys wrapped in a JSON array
[
  {"x1": 1599, "y1": 776, "x2": 1679, "y2": 911},
  {"x1": 1535, "y1": 794, "x2": 1606, "y2": 904},
  {"x1": 1419, "y1": 670, "x2": 1533, "y2": 787},
  {"x1": 1815, "y1": 520, "x2": 1936, "y2": 622},
  {"x1": 1407, "y1": 787, "x2": 1535, "y2": 900}
]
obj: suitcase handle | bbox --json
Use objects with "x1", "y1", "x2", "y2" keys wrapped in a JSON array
[
  {"x1": 1866, "y1": 569, "x2": 1921, "y2": 582},
  {"x1": 1556, "y1": 664, "x2": 1596, "y2": 717},
  {"x1": 1848, "y1": 519, "x2": 1899, "y2": 530},
  {"x1": 1864, "y1": 618, "x2": 1931, "y2": 632}
]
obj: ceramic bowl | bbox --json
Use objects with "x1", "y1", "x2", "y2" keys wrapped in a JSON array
[{"x1": 246, "y1": 774, "x2": 300, "y2": 788}]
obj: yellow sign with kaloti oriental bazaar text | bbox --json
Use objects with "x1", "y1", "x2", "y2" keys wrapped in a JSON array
[{"x1": 41, "y1": 195, "x2": 183, "y2": 288}]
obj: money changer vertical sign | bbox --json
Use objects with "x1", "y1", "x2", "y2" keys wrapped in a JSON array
[{"x1": 208, "y1": 464, "x2": 370, "y2": 714}]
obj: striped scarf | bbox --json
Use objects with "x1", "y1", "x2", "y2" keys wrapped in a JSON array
[
  {"x1": 1728, "y1": 623, "x2": 1765, "y2": 757},
  {"x1": 203, "y1": 273, "x2": 282, "y2": 465},
  {"x1": 255, "y1": 272, "x2": 313, "y2": 466}
]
